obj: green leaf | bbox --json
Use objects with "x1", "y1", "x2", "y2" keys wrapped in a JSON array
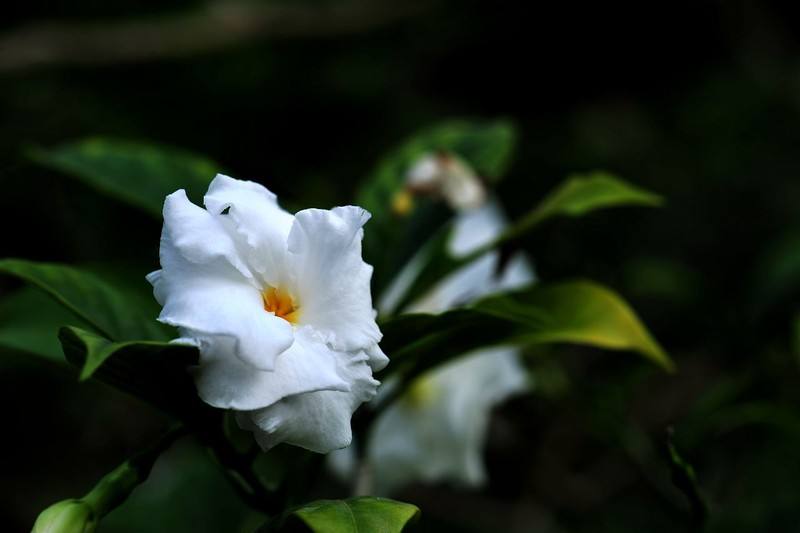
[
  {"x1": 380, "y1": 280, "x2": 673, "y2": 387},
  {"x1": 505, "y1": 171, "x2": 663, "y2": 239},
  {"x1": 480, "y1": 281, "x2": 672, "y2": 370},
  {"x1": 358, "y1": 120, "x2": 517, "y2": 295},
  {"x1": 27, "y1": 137, "x2": 218, "y2": 217},
  {"x1": 58, "y1": 326, "x2": 205, "y2": 418},
  {"x1": 264, "y1": 497, "x2": 420, "y2": 533},
  {"x1": 0, "y1": 259, "x2": 169, "y2": 342},
  {"x1": 0, "y1": 287, "x2": 89, "y2": 362},
  {"x1": 391, "y1": 172, "x2": 662, "y2": 313}
]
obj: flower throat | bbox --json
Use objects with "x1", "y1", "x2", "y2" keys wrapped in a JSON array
[{"x1": 262, "y1": 287, "x2": 300, "y2": 324}]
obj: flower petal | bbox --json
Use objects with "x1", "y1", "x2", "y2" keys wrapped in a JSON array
[
  {"x1": 204, "y1": 174, "x2": 294, "y2": 287},
  {"x1": 287, "y1": 206, "x2": 381, "y2": 352},
  {"x1": 497, "y1": 252, "x2": 536, "y2": 290},
  {"x1": 448, "y1": 201, "x2": 507, "y2": 257},
  {"x1": 151, "y1": 190, "x2": 294, "y2": 370},
  {"x1": 191, "y1": 327, "x2": 350, "y2": 410},
  {"x1": 406, "y1": 252, "x2": 499, "y2": 313},
  {"x1": 237, "y1": 347, "x2": 380, "y2": 453},
  {"x1": 367, "y1": 347, "x2": 528, "y2": 493},
  {"x1": 154, "y1": 267, "x2": 294, "y2": 371},
  {"x1": 161, "y1": 189, "x2": 254, "y2": 281},
  {"x1": 365, "y1": 343, "x2": 389, "y2": 372}
]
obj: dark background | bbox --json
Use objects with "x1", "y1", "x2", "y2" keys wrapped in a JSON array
[{"x1": 2, "y1": 1, "x2": 800, "y2": 531}]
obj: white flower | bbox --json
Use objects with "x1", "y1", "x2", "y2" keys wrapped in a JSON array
[
  {"x1": 147, "y1": 174, "x2": 388, "y2": 453},
  {"x1": 331, "y1": 199, "x2": 534, "y2": 493},
  {"x1": 365, "y1": 346, "x2": 528, "y2": 493},
  {"x1": 404, "y1": 152, "x2": 486, "y2": 211}
]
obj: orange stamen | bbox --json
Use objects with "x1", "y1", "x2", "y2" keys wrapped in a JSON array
[{"x1": 262, "y1": 287, "x2": 301, "y2": 324}]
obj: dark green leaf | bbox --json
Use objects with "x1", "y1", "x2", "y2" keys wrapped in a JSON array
[
  {"x1": 27, "y1": 137, "x2": 218, "y2": 216},
  {"x1": 263, "y1": 497, "x2": 420, "y2": 533},
  {"x1": 0, "y1": 259, "x2": 169, "y2": 342},
  {"x1": 58, "y1": 326, "x2": 204, "y2": 419},
  {"x1": 380, "y1": 280, "x2": 673, "y2": 387},
  {"x1": 505, "y1": 171, "x2": 663, "y2": 239}
]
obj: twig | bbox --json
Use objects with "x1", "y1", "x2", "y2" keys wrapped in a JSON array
[{"x1": 0, "y1": 0, "x2": 430, "y2": 71}]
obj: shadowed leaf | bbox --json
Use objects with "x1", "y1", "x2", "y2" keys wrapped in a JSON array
[
  {"x1": 0, "y1": 258, "x2": 169, "y2": 342},
  {"x1": 28, "y1": 137, "x2": 218, "y2": 216},
  {"x1": 59, "y1": 326, "x2": 204, "y2": 419}
]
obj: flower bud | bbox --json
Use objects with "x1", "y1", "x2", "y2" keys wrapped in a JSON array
[
  {"x1": 32, "y1": 499, "x2": 97, "y2": 533},
  {"x1": 405, "y1": 152, "x2": 486, "y2": 211}
]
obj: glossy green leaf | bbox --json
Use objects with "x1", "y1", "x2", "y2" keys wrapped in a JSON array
[
  {"x1": 59, "y1": 326, "x2": 205, "y2": 419},
  {"x1": 479, "y1": 281, "x2": 672, "y2": 371},
  {"x1": 380, "y1": 280, "x2": 672, "y2": 387},
  {"x1": 0, "y1": 259, "x2": 169, "y2": 342},
  {"x1": 391, "y1": 172, "x2": 662, "y2": 312},
  {"x1": 264, "y1": 497, "x2": 420, "y2": 533},
  {"x1": 27, "y1": 137, "x2": 218, "y2": 216},
  {"x1": 358, "y1": 120, "x2": 517, "y2": 294}
]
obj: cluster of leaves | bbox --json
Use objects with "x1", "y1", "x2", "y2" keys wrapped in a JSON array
[{"x1": 3, "y1": 120, "x2": 672, "y2": 532}]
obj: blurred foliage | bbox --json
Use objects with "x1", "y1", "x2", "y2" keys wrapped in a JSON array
[
  {"x1": 3, "y1": 0, "x2": 800, "y2": 532},
  {"x1": 359, "y1": 119, "x2": 516, "y2": 294},
  {"x1": 28, "y1": 138, "x2": 219, "y2": 216},
  {"x1": 380, "y1": 281, "x2": 672, "y2": 396}
]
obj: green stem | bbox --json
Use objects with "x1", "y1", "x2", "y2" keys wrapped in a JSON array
[{"x1": 82, "y1": 424, "x2": 188, "y2": 517}]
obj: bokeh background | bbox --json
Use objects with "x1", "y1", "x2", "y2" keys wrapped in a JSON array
[{"x1": 3, "y1": 1, "x2": 800, "y2": 531}]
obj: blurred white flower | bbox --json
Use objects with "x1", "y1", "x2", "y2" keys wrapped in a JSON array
[
  {"x1": 332, "y1": 197, "x2": 534, "y2": 493},
  {"x1": 405, "y1": 201, "x2": 534, "y2": 313},
  {"x1": 365, "y1": 345, "x2": 528, "y2": 493},
  {"x1": 148, "y1": 174, "x2": 387, "y2": 453},
  {"x1": 403, "y1": 152, "x2": 487, "y2": 211}
]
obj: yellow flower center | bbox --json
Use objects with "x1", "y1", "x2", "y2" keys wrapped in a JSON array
[
  {"x1": 403, "y1": 375, "x2": 439, "y2": 409},
  {"x1": 262, "y1": 287, "x2": 301, "y2": 324},
  {"x1": 391, "y1": 190, "x2": 414, "y2": 216}
]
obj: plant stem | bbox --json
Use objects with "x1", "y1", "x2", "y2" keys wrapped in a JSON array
[{"x1": 84, "y1": 424, "x2": 189, "y2": 518}]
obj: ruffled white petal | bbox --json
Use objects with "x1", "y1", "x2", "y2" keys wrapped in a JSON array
[
  {"x1": 203, "y1": 174, "x2": 295, "y2": 287},
  {"x1": 237, "y1": 346, "x2": 380, "y2": 453},
  {"x1": 191, "y1": 327, "x2": 351, "y2": 411},
  {"x1": 365, "y1": 343, "x2": 389, "y2": 372},
  {"x1": 161, "y1": 189, "x2": 255, "y2": 281},
  {"x1": 287, "y1": 206, "x2": 382, "y2": 352},
  {"x1": 151, "y1": 189, "x2": 294, "y2": 371}
]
